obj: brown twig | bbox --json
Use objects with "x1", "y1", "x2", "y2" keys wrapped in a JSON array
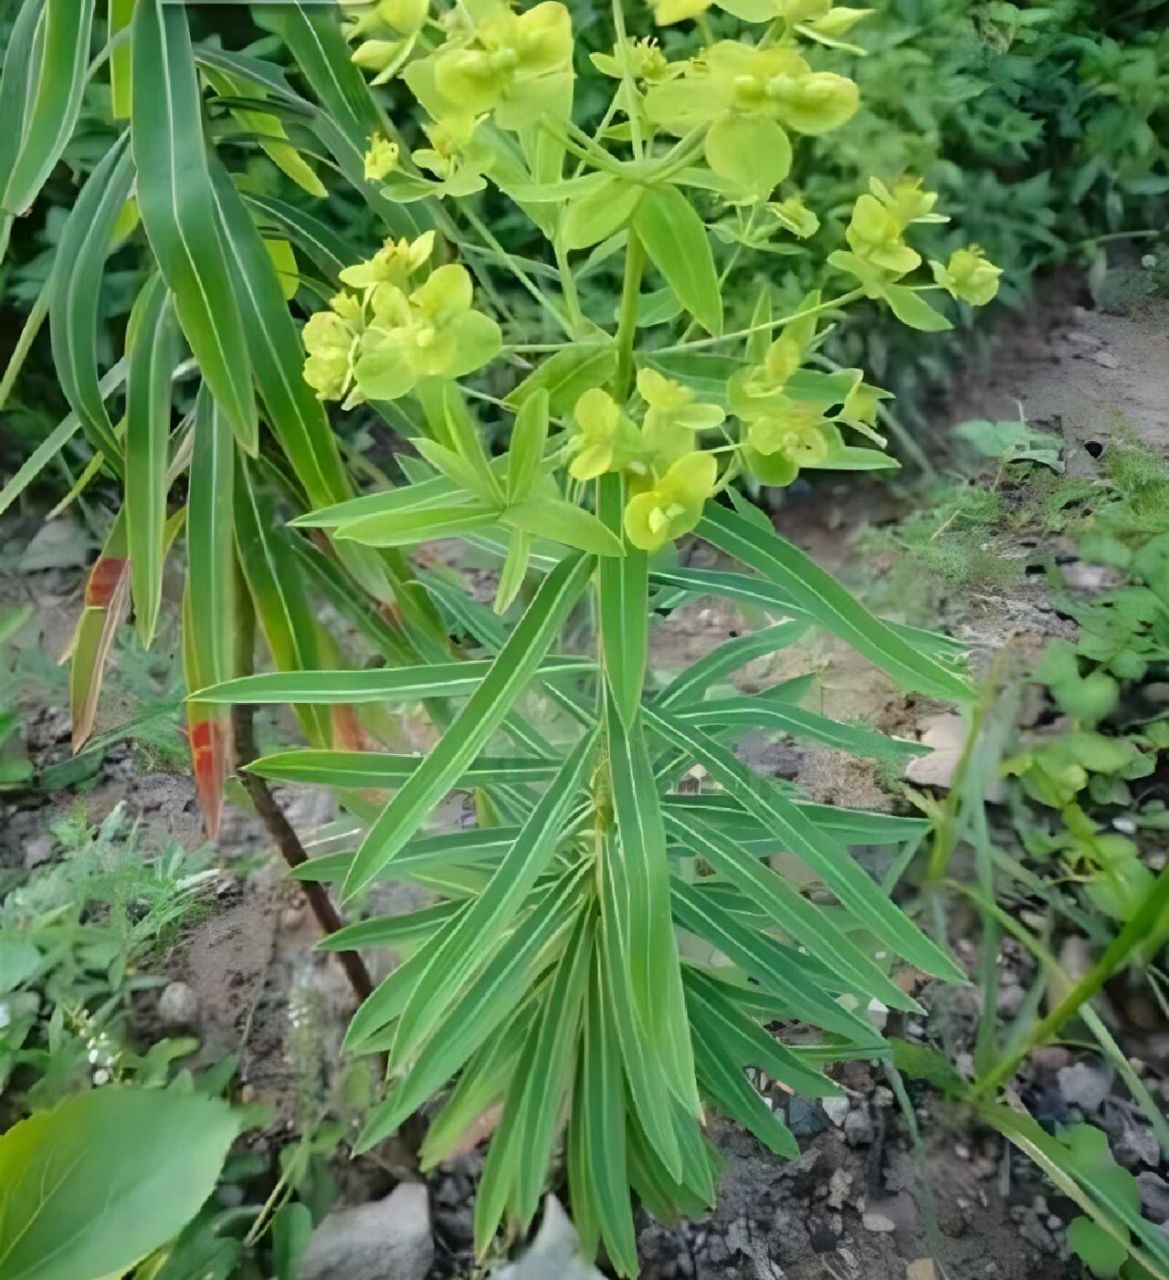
[{"x1": 231, "y1": 702, "x2": 374, "y2": 1005}]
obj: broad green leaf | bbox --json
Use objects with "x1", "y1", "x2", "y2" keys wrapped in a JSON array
[
  {"x1": 354, "y1": 868, "x2": 587, "y2": 1144},
  {"x1": 194, "y1": 656, "x2": 591, "y2": 704},
  {"x1": 633, "y1": 187, "x2": 722, "y2": 336},
  {"x1": 505, "y1": 344, "x2": 618, "y2": 416},
  {"x1": 563, "y1": 173, "x2": 643, "y2": 250},
  {"x1": 390, "y1": 731, "x2": 596, "y2": 1069},
  {"x1": 343, "y1": 554, "x2": 593, "y2": 898},
  {"x1": 813, "y1": 447, "x2": 900, "y2": 472},
  {"x1": 567, "y1": 950, "x2": 638, "y2": 1278},
  {"x1": 667, "y1": 811, "x2": 919, "y2": 1012},
  {"x1": 68, "y1": 513, "x2": 131, "y2": 752},
  {"x1": 247, "y1": 749, "x2": 565, "y2": 789},
  {"x1": 647, "y1": 706, "x2": 965, "y2": 982},
  {"x1": 676, "y1": 695, "x2": 926, "y2": 761},
  {"x1": 125, "y1": 275, "x2": 179, "y2": 649},
  {"x1": 0, "y1": 1086, "x2": 239, "y2": 1280},
  {"x1": 338, "y1": 503, "x2": 500, "y2": 548},
  {"x1": 208, "y1": 161, "x2": 352, "y2": 507},
  {"x1": 598, "y1": 473, "x2": 647, "y2": 726},
  {"x1": 48, "y1": 132, "x2": 134, "y2": 472},
  {"x1": 882, "y1": 284, "x2": 953, "y2": 332},
  {"x1": 233, "y1": 460, "x2": 330, "y2": 745},
  {"x1": 656, "y1": 621, "x2": 809, "y2": 708},
  {"x1": 131, "y1": 0, "x2": 257, "y2": 449},
  {"x1": 1, "y1": 0, "x2": 96, "y2": 215},
  {"x1": 503, "y1": 496, "x2": 624, "y2": 557},
  {"x1": 697, "y1": 503, "x2": 972, "y2": 701}
]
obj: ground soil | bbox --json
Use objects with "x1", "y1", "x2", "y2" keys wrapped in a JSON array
[{"x1": 3, "y1": 266, "x2": 1168, "y2": 1279}]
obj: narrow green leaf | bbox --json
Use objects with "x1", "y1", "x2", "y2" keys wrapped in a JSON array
[
  {"x1": 676, "y1": 695, "x2": 927, "y2": 761},
  {"x1": 194, "y1": 655, "x2": 591, "y2": 705},
  {"x1": 567, "y1": 950, "x2": 638, "y2": 1278},
  {"x1": 318, "y1": 901, "x2": 460, "y2": 951},
  {"x1": 668, "y1": 811, "x2": 920, "y2": 1012},
  {"x1": 131, "y1": 0, "x2": 257, "y2": 449},
  {"x1": 242, "y1": 191, "x2": 360, "y2": 282},
  {"x1": 656, "y1": 621, "x2": 810, "y2": 708},
  {"x1": 505, "y1": 344, "x2": 617, "y2": 416},
  {"x1": 343, "y1": 554, "x2": 594, "y2": 898},
  {"x1": 691, "y1": 1020, "x2": 798, "y2": 1158},
  {"x1": 507, "y1": 390, "x2": 549, "y2": 502},
  {"x1": 338, "y1": 504, "x2": 500, "y2": 549},
  {"x1": 598, "y1": 473, "x2": 647, "y2": 726},
  {"x1": 0, "y1": 0, "x2": 43, "y2": 205},
  {"x1": 390, "y1": 731, "x2": 596, "y2": 1070},
  {"x1": 187, "y1": 386, "x2": 236, "y2": 696},
  {"x1": 1, "y1": 0, "x2": 96, "y2": 215},
  {"x1": 633, "y1": 187, "x2": 722, "y2": 335},
  {"x1": 125, "y1": 276, "x2": 179, "y2": 649},
  {"x1": 697, "y1": 503, "x2": 972, "y2": 701},
  {"x1": 664, "y1": 791, "x2": 930, "y2": 845},
  {"x1": 68, "y1": 513, "x2": 131, "y2": 752},
  {"x1": 247, "y1": 749, "x2": 565, "y2": 790},
  {"x1": 288, "y1": 827, "x2": 519, "y2": 885},
  {"x1": 48, "y1": 132, "x2": 134, "y2": 473},
  {"x1": 648, "y1": 706, "x2": 966, "y2": 982},
  {"x1": 110, "y1": 0, "x2": 135, "y2": 118}
]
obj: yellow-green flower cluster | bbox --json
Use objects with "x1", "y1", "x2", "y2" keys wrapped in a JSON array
[
  {"x1": 302, "y1": 233, "x2": 501, "y2": 405},
  {"x1": 645, "y1": 41, "x2": 860, "y2": 200},
  {"x1": 346, "y1": 0, "x2": 429, "y2": 84},
  {"x1": 567, "y1": 371, "x2": 725, "y2": 552}
]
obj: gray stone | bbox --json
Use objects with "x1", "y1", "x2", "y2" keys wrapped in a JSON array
[
  {"x1": 302, "y1": 1183, "x2": 433, "y2": 1280},
  {"x1": 1138, "y1": 1172, "x2": 1169, "y2": 1224},
  {"x1": 23, "y1": 834, "x2": 53, "y2": 871},
  {"x1": 157, "y1": 981, "x2": 200, "y2": 1031},
  {"x1": 822, "y1": 1096, "x2": 850, "y2": 1128},
  {"x1": 843, "y1": 1108, "x2": 875, "y2": 1147},
  {"x1": 788, "y1": 1097, "x2": 828, "y2": 1138},
  {"x1": 1057, "y1": 1062, "x2": 1112, "y2": 1112},
  {"x1": 495, "y1": 1196, "x2": 604, "y2": 1280},
  {"x1": 862, "y1": 1212, "x2": 896, "y2": 1234}
]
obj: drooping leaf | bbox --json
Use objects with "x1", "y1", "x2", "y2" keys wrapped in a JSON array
[{"x1": 131, "y1": 0, "x2": 257, "y2": 449}]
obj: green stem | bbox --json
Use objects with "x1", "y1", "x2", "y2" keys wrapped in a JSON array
[
  {"x1": 970, "y1": 859, "x2": 1169, "y2": 1100},
  {"x1": 613, "y1": 229, "x2": 645, "y2": 402},
  {"x1": 0, "y1": 278, "x2": 51, "y2": 415},
  {"x1": 554, "y1": 233, "x2": 584, "y2": 336}
]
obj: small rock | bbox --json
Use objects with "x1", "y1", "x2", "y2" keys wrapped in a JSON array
[
  {"x1": 822, "y1": 1096, "x2": 850, "y2": 1128},
  {"x1": 18, "y1": 517, "x2": 89, "y2": 572},
  {"x1": 1057, "y1": 1062, "x2": 1113, "y2": 1112},
  {"x1": 827, "y1": 1169, "x2": 853, "y2": 1210},
  {"x1": 302, "y1": 1183, "x2": 433, "y2": 1280},
  {"x1": 904, "y1": 714, "x2": 966, "y2": 790},
  {"x1": 158, "y1": 981, "x2": 200, "y2": 1031},
  {"x1": 788, "y1": 1097, "x2": 829, "y2": 1138},
  {"x1": 862, "y1": 1212, "x2": 897, "y2": 1234},
  {"x1": 495, "y1": 1196, "x2": 604, "y2": 1280},
  {"x1": 906, "y1": 1262, "x2": 937, "y2": 1280},
  {"x1": 1091, "y1": 350, "x2": 1120, "y2": 369},
  {"x1": 844, "y1": 1108, "x2": 875, "y2": 1147},
  {"x1": 996, "y1": 985, "x2": 1026, "y2": 1017},
  {"x1": 23, "y1": 834, "x2": 53, "y2": 871},
  {"x1": 1138, "y1": 1172, "x2": 1169, "y2": 1223}
]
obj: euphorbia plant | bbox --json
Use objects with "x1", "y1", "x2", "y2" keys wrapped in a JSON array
[{"x1": 1, "y1": 0, "x2": 1000, "y2": 1269}]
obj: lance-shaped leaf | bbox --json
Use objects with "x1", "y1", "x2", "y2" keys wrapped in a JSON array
[
  {"x1": 48, "y1": 133, "x2": 134, "y2": 472},
  {"x1": 1, "y1": 0, "x2": 97, "y2": 215},
  {"x1": 633, "y1": 186, "x2": 723, "y2": 336},
  {"x1": 207, "y1": 160, "x2": 355, "y2": 509},
  {"x1": 245, "y1": 749, "x2": 564, "y2": 790},
  {"x1": 663, "y1": 791, "x2": 930, "y2": 846},
  {"x1": 655, "y1": 621, "x2": 810, "y2": 708},
  {"x1": 201, "y1": 65, "x2": 326, "y2": 198},
  {"x1": 697, "y1": 503, "x2": 972, "y2": 701},
  {"x1": 233, "y1": 459, "x2": 330, "y2": 746},
  {"x1": 343, "y1": 553, "x2": 593, "y2": 899},
  {"x1": 646, "y1": 705, "x2": 965, "y2": 982},
  {"x1": 389, "y1": 731, "x2": 596, "y2": 1069},
  {"x1": 110, "y1": 0, "x2": 134, "y2": 118},
  {"x1": 0, "y1": 0, "x2": 43, "y2": 206},
  {"x1": 243, "y1": 192, "x2": 360, "y2": 283},
  {"x1": 690, "y1": 1018, "x2": 797, "y2": 1158},
  {"x1": 67, "y1": 512, "x2": 132, "y2": 752},
  {"x1": 183, "y1": 385, "x2": 236, "y2": 836},
  {"x1": 125, "y1": 275, "x2": 179, "y2": 649},
  {"x1": 131, "y1": 0, "x2": 257, "y2": 449},
  {"x1": 194, "y1": 656, "x2": 592, "y2": 705},
  {"x1": 597, "y1": 473, "x2": 647, "y2": 726}
]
